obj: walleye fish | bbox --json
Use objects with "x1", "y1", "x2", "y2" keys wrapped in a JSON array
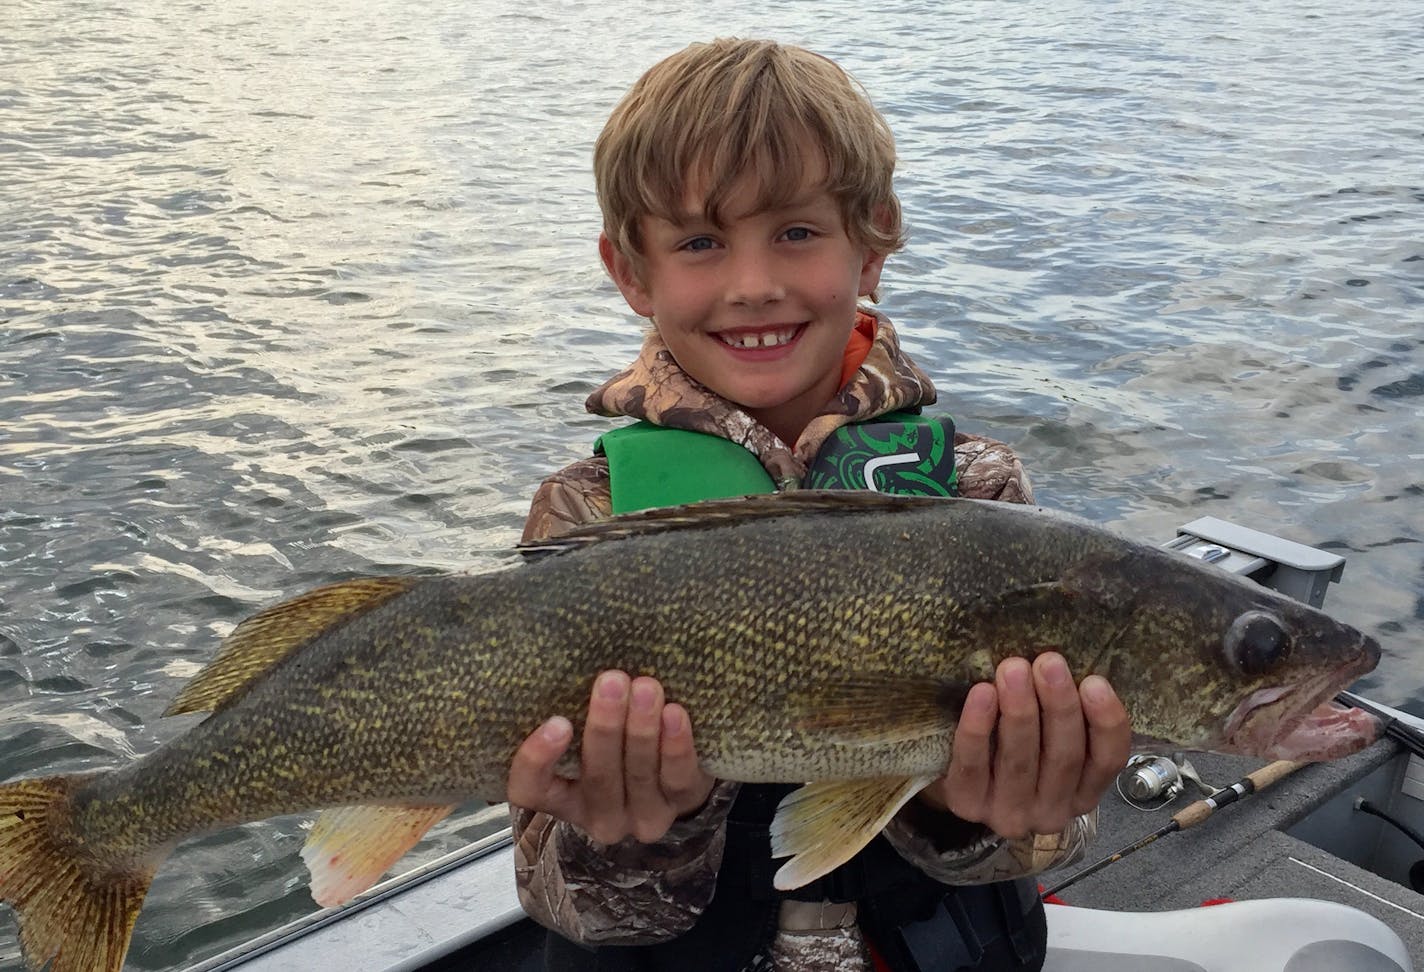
[{"x1": 0, "y1": 492, "x2": 1381, "y2": 972}]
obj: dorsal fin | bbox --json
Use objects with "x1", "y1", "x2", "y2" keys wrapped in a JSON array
[
  {"x1": 519, "y1": 490, "x2": 959, "y2": 558},
  {"x1": 164, "y1": 577, "x2": 418, "y2": 716}
]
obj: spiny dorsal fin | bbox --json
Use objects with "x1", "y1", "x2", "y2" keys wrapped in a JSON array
[
  {"x1": 164, "y1": 577, "x2": 417, "y2": 716},
  {"x1": 520, "y1": 490, "x2": 964, "y2": 558}
]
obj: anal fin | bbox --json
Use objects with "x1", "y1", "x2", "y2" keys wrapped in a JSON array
[
  {"x1": 769, "y1": 775, "x2": 934, "y2": 891},
  {"x1": 300, "y1": 803, "x2": 455, "y2": 907}
]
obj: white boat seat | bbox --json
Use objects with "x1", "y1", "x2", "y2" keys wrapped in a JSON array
[{"x1": 1044, "y1": 897, "x2": 1412, "y2": 972}]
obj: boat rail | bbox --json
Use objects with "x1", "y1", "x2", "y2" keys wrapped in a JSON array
[{"x1": 186, "y1": 828, "x2": 522, "y2": 971}]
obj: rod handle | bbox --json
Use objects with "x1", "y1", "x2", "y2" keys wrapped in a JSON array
[
  {"x1": 1172, "y1": 759, "x2": 1305, "y2": 829},
  {"x1": 1247, "y1": 758, "x2": 1307, "y2": 790}
]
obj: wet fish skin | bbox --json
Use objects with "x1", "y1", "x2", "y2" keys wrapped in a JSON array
[{"x1": 0, "y1": 492, "x2": 1380, "y2": 971}]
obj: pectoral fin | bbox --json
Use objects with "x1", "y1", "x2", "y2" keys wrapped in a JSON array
[
  {"x1": 300, "y1": 803, "x2": 455, "y2": 907},
  {"x1": 786, "y1": 676, "x2": 967, "y2": 745},
  {"x1": 769, "y1": 776, "x2": 934, "y2": 890},
  {"x1": 955, "y1": 566, "x2": 1132, "y2": 671}
]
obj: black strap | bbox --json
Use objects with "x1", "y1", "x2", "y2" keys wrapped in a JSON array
[
  {"x1": 863, "y1": 877, "x2": 1046, "y2": 972},
  {"x1": 997, "y1": 879, "x2": 1045, "y2": 965},
  {"x1": 901, "y1": 893, "x2": 983, "y2": 969}
]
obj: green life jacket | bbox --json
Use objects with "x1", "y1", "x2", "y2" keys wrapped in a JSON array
[{"x1": 593, "y1": 411, "x2": 958, "y2": 514}]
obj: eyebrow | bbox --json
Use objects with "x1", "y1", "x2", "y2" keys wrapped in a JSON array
[{"x1": 667, "y1": 190, "x2": 832, "y2": 228}]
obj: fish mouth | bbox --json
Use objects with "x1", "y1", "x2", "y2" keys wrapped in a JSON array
[{"x1": 1222, "y1": 636, "x2": 1383, "y2": 761}]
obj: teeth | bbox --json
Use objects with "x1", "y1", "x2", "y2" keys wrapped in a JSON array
[{"x1": 718, "y1": 327, "x2": 798, "y2": 349}]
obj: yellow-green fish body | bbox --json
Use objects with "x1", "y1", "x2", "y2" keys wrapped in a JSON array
[{"x1": 0, "y1": 493, "x2": 1381, "y2": 972}]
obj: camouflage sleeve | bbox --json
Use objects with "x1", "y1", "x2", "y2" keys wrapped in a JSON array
[
  {"x1": 510, "y1": 782, "x2": 740, "y2": 943},
  {"x1": 881, "y1": 810, "x2": 1097, "y2": 885},
  {"x1": 953, "y1": 432, "x2": 1034, "y2": 505},
  {"x1": 520, "y1": 456, "x2": 614, "y2": 543}
]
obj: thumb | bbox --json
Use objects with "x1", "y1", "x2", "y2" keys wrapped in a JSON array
[{"x1": 507, "y1": 716, "x2": 575, "y2": 810}]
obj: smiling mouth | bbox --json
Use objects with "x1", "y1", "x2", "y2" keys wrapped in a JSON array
[{"x1": 715, "y1": 324, "x2": 803, "y2": 350}]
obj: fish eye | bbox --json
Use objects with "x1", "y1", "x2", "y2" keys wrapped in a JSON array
[{"x1": 1225, "y1": 611, "x2": 1291, "y2": 675}]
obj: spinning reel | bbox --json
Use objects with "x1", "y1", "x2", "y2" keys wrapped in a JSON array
[{"x1": 1117, "y1": 753, "x2": 1214, "y2": 810}]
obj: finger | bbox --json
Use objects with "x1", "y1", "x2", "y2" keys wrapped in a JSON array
[
  {"x1": 1076, "y1": 675, "x2": 1132, "y2": 814},
  {"x1": 624, "y1": 678, "x2": 675, "y2": 841},
  {"x1": 580, "y1": 670, "x2": 632, "y2": 842},
  {"x1": 1031, "y1": 653, "x2": 1087, "y2": 829},
  {"x1": 989, "y1": 657, "x2": 1040, "y2": 838},
  {"x1": 506, "y1": 716, "x2": 576, "y2": 815},
  {"x1": 943, "y1": 682, "x2": 997, "y2": 821},
  {"x1": 658, "y1": 703, "x2": 717, "y2": 817}
]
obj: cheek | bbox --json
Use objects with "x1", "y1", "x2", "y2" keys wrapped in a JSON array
[{"x1": 652, "y1": 291, "x2": 698, "y2": 323}]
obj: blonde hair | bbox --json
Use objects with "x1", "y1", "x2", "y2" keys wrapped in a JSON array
[{"x1": 595, "y1": 39, "x2": 904, "y2": 265}]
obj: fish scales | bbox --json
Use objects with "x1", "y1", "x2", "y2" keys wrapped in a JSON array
[
  {"x1": 64, "y1": 497, "x2": 1358, "y2": 857},
  {"x1": 60, "y1": 501, "x2": 1026, "y2": 857},
  {"x1": 0, "y1": 492, "x2": 1382, "y2": 972}
]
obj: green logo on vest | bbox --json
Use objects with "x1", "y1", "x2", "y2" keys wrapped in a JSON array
[{"x1": 805, "y1": 413, "x2": 958, "y2": 496}]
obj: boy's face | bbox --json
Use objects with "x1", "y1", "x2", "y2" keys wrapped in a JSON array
[{"x1": 600, "y1": 165, "x2": 886, "y2": 445}]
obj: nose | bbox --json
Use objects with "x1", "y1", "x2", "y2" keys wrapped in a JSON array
[{"x1": 724, "y1": 249, "x2": 785, "y2": 306}]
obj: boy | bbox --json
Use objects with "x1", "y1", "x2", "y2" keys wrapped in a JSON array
[{"x1": 507, "y1": 39, "x2": 1130, "y2": 972}]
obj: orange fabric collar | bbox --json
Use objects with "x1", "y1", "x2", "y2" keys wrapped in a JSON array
[{"x1": 840, "y1": 310, "x2": 879, "y2": 388}]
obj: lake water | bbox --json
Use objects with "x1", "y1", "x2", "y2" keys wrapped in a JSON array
[{"x1": 1, "y1": 0, "x2": 1421, "y2": 968}]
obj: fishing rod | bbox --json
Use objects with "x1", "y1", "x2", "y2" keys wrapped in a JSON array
[
  {"x1": 1040, "y1": 759, "x2": 1306, "y2": 900},
  {"x1": 1041, "y1": 692, "x2": 1422, "y2": 900}
]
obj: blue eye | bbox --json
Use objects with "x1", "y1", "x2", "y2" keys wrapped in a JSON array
[
  {"x1": 683, "y1": 236, "x2": 715, "y2": 252},
  {"x1": 784, "y1": 226, "x2": 812, "y2": 242}
]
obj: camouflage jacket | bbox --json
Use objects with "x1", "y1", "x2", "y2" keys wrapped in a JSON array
[{"x1": 512, "y1": 310, "x2": 1094, "y2": 968}]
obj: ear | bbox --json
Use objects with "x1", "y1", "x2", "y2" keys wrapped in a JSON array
[
  {"x1": 599, "y1": 233, "x2": 655, "y2": 318},
  {"x1": 857, "y1": 204, "x2": 895, "y2": 298},
  {"x1": 857, "y1": 247, "x2": 888, "y2": 298}
]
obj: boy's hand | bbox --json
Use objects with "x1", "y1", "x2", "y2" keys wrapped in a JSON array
[
  {"x1": 918, "y1": 653, "x2": 1131, "y2": 840},
  {"x1": 507, "y1": 670, "x2": 718, "y2": 845}
]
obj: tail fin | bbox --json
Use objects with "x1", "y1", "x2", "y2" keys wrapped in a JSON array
[{"x1": 1, "y1": 776, "x2": 156, "y2": 972}]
